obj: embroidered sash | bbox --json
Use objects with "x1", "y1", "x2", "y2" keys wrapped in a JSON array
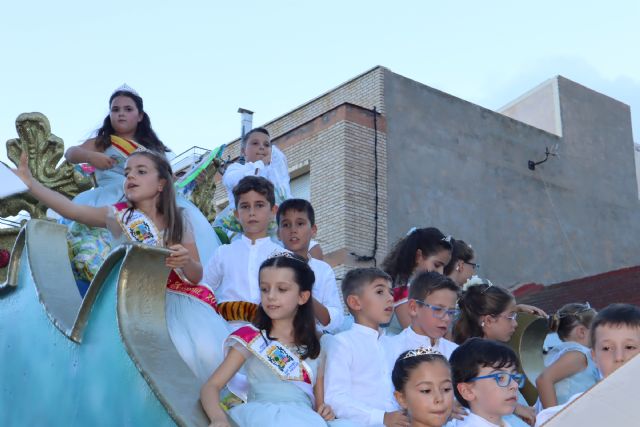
[
  {"x1": 113, "y1": 203, "x2": 218, "y2": 312},
  {"x1": 229, "y1": 326, "x2": 314, "y2": 403},
  {"x1": 110, "y1": 135, "x2": 140, "y2": 158}
]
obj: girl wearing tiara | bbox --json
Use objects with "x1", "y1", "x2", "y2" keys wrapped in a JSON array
[
  {"x1": 64, "y1": 85, "x2": 220, "y2": 292},
  {"x1": 200, "y1": 254, "x2": 353, "y2": 427},
  {"x1": 392, "y1": 348, "x2": 454, "y2": 427},
  {"x1": 12, "y1": 149, "x2": 229, "y2": 383},
  {"x1": 535, "y1": 303, "x2": 598, "y2": 409},
  {"x1": 382, "y1": 227, "x2": 453, "y2": 334}
]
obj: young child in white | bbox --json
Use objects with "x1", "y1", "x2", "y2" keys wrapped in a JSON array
[
  {"x1": 203, "y1": 175, "x2": 284, "y2": 323},
  {"x1": 535, "y1": 303, "x2": 598, "y2": 410},
  {"x1": 450, "y1": 338, "x2": 526, "y2": 427},
  {"x1": 276, "y1": 198, "x2": 344, "y2": 333},
  {"x1": 535, "y1": 303, "x2": 640, "y2": 426},
  {"x1": 324, "y1": 268, "x2": 407, "y2": 427},
  {"x1": 392, "y1": 348, "x2": 455, "y2": 427},
  {"x1": 200, "y1": 254, "x2": 354, "y2": 427}
]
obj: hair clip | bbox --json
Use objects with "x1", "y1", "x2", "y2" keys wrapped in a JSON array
[
  {"x1": 113, "y1": 83, "x2": 140, "y2": 97},
  {"x1": 401, "y1": 347, "x2": 443, "y2": 360},
  {"x1": 406, "y1": 226, "x2": 417, "y2": 236},
  {"x1": 462, "y1": 276, "x2": 493, "y2": 292},
  {"x1": 441, "y1": 235, "x2": 452, "y2": 243}
]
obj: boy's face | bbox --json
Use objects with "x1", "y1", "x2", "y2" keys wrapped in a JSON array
[
  {"x1": 277, "y1": 209, "x2": 316, "y2": 257},
  {"x1": 458, "y1": 364, "x2": 519, "y2": 421},
  {"x1": 243, "y1": 132, "x2": 271, "y2": 163},
  {"x1": 592, "y1": 324, "x2": 640, "y2": 378},
  {"x1": 234, "y1": 190, "x2": 275, "y2": 237},
  {"x1": 409, "y1": 288, "x2": 458, "y2": 341},
  {"x1": 349, "y1": 278, "x2": 394, "y2": 328}
]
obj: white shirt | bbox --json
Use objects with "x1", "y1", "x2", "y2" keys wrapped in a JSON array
[
  {"x1": 383, "y1": 326, "x2": 459, "y2": 371},
  {"x1": 534, "y1": 392, "x2": 582, "y2": 427},
  {"x1": 202, "y1": 235, "x2": 285, "y2": 304},
  {"x1": 308, "y1": 257, "x2": 344, "y2": 334},
  {"x1": 324, "y1": 323, "x2": 397, "y2": 426},
  {"x1": 453, "y1": 412, "x2": 512, "y2": 427}
]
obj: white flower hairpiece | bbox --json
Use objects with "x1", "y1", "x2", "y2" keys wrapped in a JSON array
[
  {"x1": 462, "y1": 275, "x2": 494, "y2": 292},
  {"x1": 401, "y1": 347, "x2": 443, "y2": 360}
]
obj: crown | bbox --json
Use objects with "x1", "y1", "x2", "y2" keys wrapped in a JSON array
[
  {"x1": 401, "y1": 347, "x2": 443, "y2": 360},
  {"x1": 113, "y1": 83, "x2": 140, "y2": 97}
]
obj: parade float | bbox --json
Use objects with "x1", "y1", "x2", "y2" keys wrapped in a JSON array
[{"x1": 0, "y1": 113, "x2": 636, "y2": 426}]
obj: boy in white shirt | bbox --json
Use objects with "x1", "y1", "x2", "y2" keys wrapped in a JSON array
[
  {"x1": 450, "y1": 338, "x2": 525, "y2": 427},
  {"x1": 535, "y1": 303, "x2": 640, "y2": 426},
  {"x1": 276, "y1": 198, "x2": 344, "y2": 333},
  {"x1": 384, "y1": 271, "x2": 460, "y2": 367},
  {"x1": 203, "y1": 175, "x2": 283, "y2": 322},
  {"x1": 324, "y1": 268, "x2": 408, "y2": 427}
]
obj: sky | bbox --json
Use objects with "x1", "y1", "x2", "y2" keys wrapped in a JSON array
[{"x1": 1, "y1": 1, "x2": 639, "y2": 166}]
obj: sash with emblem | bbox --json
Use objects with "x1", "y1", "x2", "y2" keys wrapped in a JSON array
[
  {"x1": 113, "y1": 202, "x2": 218, "y2": 311},
  {"x1": 228, "y1": 325, "x2": 314, "y2": 403}
]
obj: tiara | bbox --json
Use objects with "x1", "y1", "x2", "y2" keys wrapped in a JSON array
[
  {"x1": 401, "y1": 347, "x2": 443, "y2": 360},
  {"x1": 406, "y1": 226, "x2": 417, "y2": 236},
  {"x1": 267, "y1": 250, "x2": 308, "y2": 264},
  {"x1": 113, "y1": 83, "x2": 140, "y2": 97},
  {"x1": 441, "y1": 235, "x2": 452, "y2": 243}
]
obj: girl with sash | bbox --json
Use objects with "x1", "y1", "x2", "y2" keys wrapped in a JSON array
[
  {"x1": 12, "y1": 149, "x2": 229, "y2": 384},
  {"x1": 64, "y1": 85, "x2": 220, "y2": 293},
  {"x1": 200, "y1": 254, "x2": 353, "y2": 427}
]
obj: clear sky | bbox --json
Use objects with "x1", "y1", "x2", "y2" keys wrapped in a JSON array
[{"x1": 1, "y1": 1, "x2": 638, "y2": 165}]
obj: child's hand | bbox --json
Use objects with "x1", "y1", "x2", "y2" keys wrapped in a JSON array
[
  {"x1": 88, "y1": 151, "x2": 117, "y2": 170},
  {"x1": 316, "y1": 403, "x2": 335, "y2": 421},
  {"x1": 516, "y1": 303, "x2": 547, "y2": 317},
  {"x1": 166, "y1": 244, "x2": 191, "y2": 269},
  {"x1": 450, "y1": 400, "x2": 468, "y2": 420},
  {"x1": 383, "y1": 410, "x2": 410, "y2": 427},
  {"x1": 12, "y1": 153, "x2": 34, "y2": 188},
  {"x1": 514, "y1": 403, "x2": 536, "y2": 426}
]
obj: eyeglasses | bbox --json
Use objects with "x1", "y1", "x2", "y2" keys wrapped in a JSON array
[
  {"x1": 415, "y1": 300, "x2": 460, "y2": 320},
  {"x1": 468, "y1": 372, "x2": 525, "y2": 388},
  {"x1": 464, "y1": 261, "x2": 480, "y2": 272},
  {"x1": 494, "y1": 312, "x2": 518, "y2": 321}
]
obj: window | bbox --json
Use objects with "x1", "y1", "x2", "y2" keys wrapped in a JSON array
[{"x1": 290, "y1": 172, "x2": 310, "y2": 200}]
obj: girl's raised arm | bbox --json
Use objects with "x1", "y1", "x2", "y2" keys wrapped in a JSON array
[
  {"x1": 200, "y1": 347, "x2": 246, "y2": 427},
  {"x1": 13, "y1": 154, "x2": 109, "y2": 228}
]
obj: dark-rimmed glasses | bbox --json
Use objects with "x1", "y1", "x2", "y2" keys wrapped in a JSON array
[
  {"x1": 415, "y1": 300, "x2": 460, "y2": 320},
  {"x1": 468, "y1": 372, "x2": 525, "y2": 388},
  {"x1": 464, "y1": 261, "x2": 480, "y2": 272}
]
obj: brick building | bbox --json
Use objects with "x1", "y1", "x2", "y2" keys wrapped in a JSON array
[{"x1": 212, "y1": 66, "x2": 640, "y2": 295}]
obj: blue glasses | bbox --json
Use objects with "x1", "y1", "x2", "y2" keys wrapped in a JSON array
[
  {"x1": 415, "y1": 300, "x2": 460, "y2": 320},
  {"x1": 468, "y1": 372, "x2": 525, "y2": 388}
]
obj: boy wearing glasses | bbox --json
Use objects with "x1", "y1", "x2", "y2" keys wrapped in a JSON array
[
  {"x1": 384, "y1": 271, "x2": 460, "y2": 369},
  {"x1": 450, "y1": 338, "x2": 525, "y2": 427}
]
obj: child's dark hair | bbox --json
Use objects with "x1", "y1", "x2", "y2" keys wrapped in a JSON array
[
  {"x1": 232, "y1": 176, "x2": 276, "y2": 207},
  {"x1": 95, "y1": 90, "x2": 168, "y2": 154},
  {"x1": 453, "y1": 283, "x2": 515, "y2": 344},
  {"x1": 549, "y1": 303, "x2": 597, "y2": 341},
  {"x1": 276, "y1": 198, "x2": 315, "y2": 226},
  {"x1": 124, "y1": 151, "x2": 183, "y2": 245},
  {"x1": 392, "y1": 350, "x2": 451, "y2": 392},
  {"x1": 589, "y1": 303, "x2": 640, "y2": 347},
  {"x1": 449, "y1": 337, "x2": 521, "y2": 408},
  {"x1": 408, "y1": 271, "x2": 459, "y2": 302},
  {"x1": 341, "y1": 267, "x2": 391, "y2": 308},
  {"x1": 241, "y1": 127, "x2": 270, "y2": 150},
  {"x1": 382, "y1": 227, "x2": 452, "y2": 286},
  {"x1": 253, "y1": 254, "x2": 320, "y2": 360},
  {"x1": 443, "y1": 239, "x2": 475, "y2": 276}
]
